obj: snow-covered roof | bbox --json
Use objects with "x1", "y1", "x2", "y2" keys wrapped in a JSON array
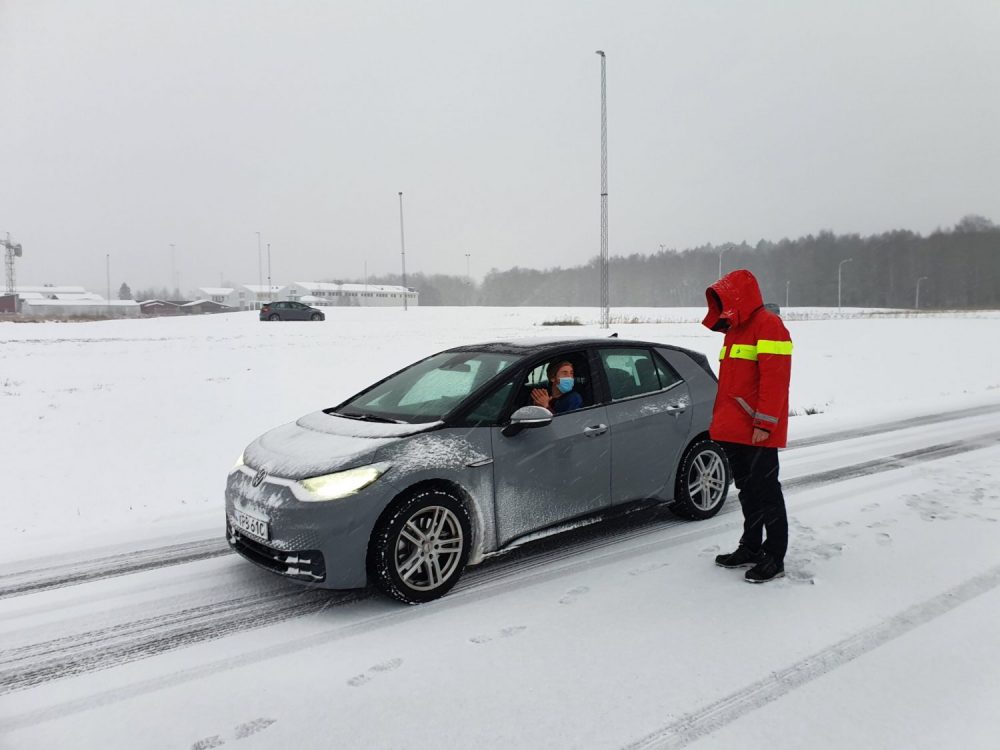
[
  {"x1": 299, "y1": 295, "x2": 323, "y2": 303},
  {"x1": 198, "y1": 287, "x2": 234, "y2": 296},
  {"x1": 14, "y1": 285, "x2": 89, "y2": 294},
  {"x1": 24, "y1": 299, "x2": 139, "y2": 307},
  {"x1": 293, "y1": 281, "x2": 415, "y2": 293},
  {"x1": 16, "y1": 292, "x2": 45, "y2": 300},
  {"x1": 53, "y1": 293, "x2": 104, "y2": 301}
]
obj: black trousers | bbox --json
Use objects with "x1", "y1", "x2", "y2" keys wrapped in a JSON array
[{"x1": 718, "y1": 442, "x2": 788, "y2": 564}]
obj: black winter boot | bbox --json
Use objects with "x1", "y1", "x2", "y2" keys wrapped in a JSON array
[
  {"x1": 715, "y1": 545, "x2": 763, "y2": 569},
  {"x1": 744, "y1": 554, "x2": 785, "y2": 583}
]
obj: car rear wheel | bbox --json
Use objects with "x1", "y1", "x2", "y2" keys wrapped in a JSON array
[
  {"x1": 268, "y1": 313, "x2": 280, "y2": 321},
  {"x1": 310, "y1": 312, "x2": 322, "y2": 321},
  {"x1": 669, "y1": 439, "x2": 730, "y2": 520},
  {"x1": 368, "y1": 488, "x2": 471, "y2": 604}
]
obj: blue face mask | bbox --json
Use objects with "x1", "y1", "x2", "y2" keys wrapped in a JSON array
[{"x1": 557, "y1": 377, "x2": 575, "y2": 394}]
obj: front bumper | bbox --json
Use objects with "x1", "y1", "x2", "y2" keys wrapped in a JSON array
[
  {"x1": 224, "y1": 466, "x2": 393, "y2": 589},
  {"x1": 227, "y1": 521, "x2": 326, "y2": 582}
]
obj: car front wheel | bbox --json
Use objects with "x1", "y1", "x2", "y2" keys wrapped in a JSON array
[
  {"x1": 368, "y1": 488, "x2": 471, "y2": 604},
  {"x1": 669, "y1": 439, "x2": 730, "y2": 520}
]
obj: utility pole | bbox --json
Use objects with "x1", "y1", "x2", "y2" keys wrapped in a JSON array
[
  {"x1": 169, "y1": 243, "x2": 176, "y2": 298},
  {"x1": 267, "y1": 243, "x2": 273, "y2": 302},
  {"x1": 398, "y1": 191, "x2": 408, "y2": 311},
  {"x1": 256, "y1": 232, "x2": 263, "y2": 310},
  {"x1": 718, "y1": 244, "x2": 728, "y2": 280},
  {"x1": 785, "y1": 280, "x2": 791, "y2": 309},
  {"x1": 596, "y1": 50, "x2": 609, "y2": 329},
  {"x1": 916, "y1": 276, "x2": 928, "y2": 310},
  {"x1": 3, "y1": 233, "x2": 23, "y2": 296},
  {"x1": 838, "y1": 258, "x2": 853, "y2": 311}
]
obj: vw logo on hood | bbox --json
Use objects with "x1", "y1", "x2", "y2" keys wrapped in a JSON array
[{"x1": 251, "y1": 467, "x2": 267, "y2": 487}]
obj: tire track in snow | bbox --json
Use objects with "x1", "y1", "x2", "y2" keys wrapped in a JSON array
[
  {"x1": 0, "y1": 587, "x2": 366, "y2": 696},
  {"x1": 4, "y1": 405, "x2": 997, "y2": 601},
  {"x1": 621, "y1": 563, "x2": 1000, "y2": 750}
]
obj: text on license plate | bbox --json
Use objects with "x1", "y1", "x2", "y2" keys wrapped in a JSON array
[{"x1": 235, "y1": 510, "x2": 269, "y2": 541}]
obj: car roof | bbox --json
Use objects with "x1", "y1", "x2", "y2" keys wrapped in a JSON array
[{"x1": 448, "y1": 336, "x2": 702, "y2": 359}]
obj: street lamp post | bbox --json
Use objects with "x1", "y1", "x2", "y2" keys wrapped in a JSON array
[
  {"x1": 838, "y1": 258, "x2": 853, "y2": 311},
  {"x1": 718, "y1": 244, "x2": 728, "y2": 279},
  {"x1": 106, "y1": 253, "x2": 111, "y2": 301},
  {"x1": 169, "y1": 243, "x2": 176, "y2": 297},
  {"x1": 916, "y1": 276, "x2": 928, "y2": 310},
  {"x1": 398, "y1": 192, "x2": 408, "y2": 311},
  {"x1": 267, "y1": 243, "x2": 272, "y2": 302},
  {"x1": 786, "y1": 280, "x2": 790, "y2": 309},
  {"x1": 596, "y1": 50, "x2": 609, "y2": 329},
  {"x1": 256, "y1": 232, "x2": 263, "y2": 310}
]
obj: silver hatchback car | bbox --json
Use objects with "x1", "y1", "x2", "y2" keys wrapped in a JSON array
[{"x1": 226, "y1": 338, "x2": 729, "y2": 603}]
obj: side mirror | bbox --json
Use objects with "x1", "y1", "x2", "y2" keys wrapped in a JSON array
[{"x1": 502, "y1": 405, "x2": 553, "y2": 437}]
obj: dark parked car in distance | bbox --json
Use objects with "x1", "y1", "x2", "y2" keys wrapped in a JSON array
[{"x1": 260, "y1": 301, "x2": 325, "y2": 321}]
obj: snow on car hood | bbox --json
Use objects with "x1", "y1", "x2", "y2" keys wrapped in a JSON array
[{"x1": 245, "y1": 411, "x2": 443, "y2": 480}]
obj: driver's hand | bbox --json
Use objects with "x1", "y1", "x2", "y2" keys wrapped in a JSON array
[{"x1": 531, "y1": 388, "x2": 550, "y2": 408}]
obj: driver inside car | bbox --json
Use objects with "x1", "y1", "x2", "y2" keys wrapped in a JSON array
[{"x1": 531, "y1": 360, "x2": 584, "y2": 414}]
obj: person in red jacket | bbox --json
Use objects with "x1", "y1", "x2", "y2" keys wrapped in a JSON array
[{"x1": 702, "y1": 269, "x2": 793, "y2": 583}]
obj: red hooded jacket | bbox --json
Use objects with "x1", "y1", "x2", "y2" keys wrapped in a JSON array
[{"x1": 702, "y1": 269, "x2": 792, "y2": 448}]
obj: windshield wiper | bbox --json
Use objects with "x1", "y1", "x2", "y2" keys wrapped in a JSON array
[{"x1": 329, "y1": 411, "x2": 405, "y2": 424}]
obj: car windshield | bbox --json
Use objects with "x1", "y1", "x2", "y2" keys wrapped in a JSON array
[{"x1": 332, "y1": 351, "x2": 518, "y2": 423}]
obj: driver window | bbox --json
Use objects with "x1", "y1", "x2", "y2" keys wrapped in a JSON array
[{"x1": 513, "y1": 351, "x2": 592, "y2": 415}]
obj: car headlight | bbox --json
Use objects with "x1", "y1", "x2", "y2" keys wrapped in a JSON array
[{"x1": 298, "y1": 464, "x2": 388, "y2": 502}]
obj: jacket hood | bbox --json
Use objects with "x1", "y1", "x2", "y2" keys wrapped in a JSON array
[{"x1": 702, "y1": 269, "x2": 765, "y2": 331}]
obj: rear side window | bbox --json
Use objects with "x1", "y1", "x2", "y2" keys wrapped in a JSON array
[
  {"x1": 653, "y1": 351, "x2": 682, "y2": 389},
  {"x1": 599, "y1": 348, "x2": 673, "y2": 401}
]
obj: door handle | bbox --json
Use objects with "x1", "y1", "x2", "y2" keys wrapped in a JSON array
[
  {"x1": 665, "y1": 402, "x2": 688, "y2": 416},
  {"x1": 583, "y1": 424, "x2": 608, "y2": 437}
]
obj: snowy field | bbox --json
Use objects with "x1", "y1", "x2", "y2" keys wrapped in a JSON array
[{"x1": 2, "y1": 306, "x2": 1000, "y2": 749}]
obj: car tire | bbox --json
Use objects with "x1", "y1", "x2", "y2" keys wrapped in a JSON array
[
  {"x1": 310, "y1": 313, "x2": 322, "y2": 321},
  {"x1": 268, "y1": 313, "x2": 280, "y2": 321},
  {"x1": 669, "y1": 438, "x2": 730, "y2": 520},
  {"x1": 367, "y1": 488, "x2": 472, "y2": 605}
]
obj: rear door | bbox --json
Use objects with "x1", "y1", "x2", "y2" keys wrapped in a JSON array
[{"x1": 597, "y1": 347, "x2": 693, "y2": 505}]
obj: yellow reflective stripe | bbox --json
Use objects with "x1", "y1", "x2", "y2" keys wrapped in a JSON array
[
  {"x1": 757, "y1": 339, "x2": 793, "y2": 356},
  {"x1": 728, "y1": 344, "x2": 758, "y2": 361},
  {"x1": 719, "y1": 346, "x2": 727, "y2": 361}
]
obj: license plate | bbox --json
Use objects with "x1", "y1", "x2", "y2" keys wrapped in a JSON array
[{"x1": 235, "y1": 509, "x2": 269, "y2": 541}]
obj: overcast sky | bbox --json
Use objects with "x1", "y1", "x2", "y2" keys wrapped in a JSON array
[{"x1": 2, "y1": 0, "x2": 998, "y2": 294}]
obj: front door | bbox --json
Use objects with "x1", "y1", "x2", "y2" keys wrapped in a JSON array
[{"x1": 490, "y1": 351, "x2": 611, "y2": 547}]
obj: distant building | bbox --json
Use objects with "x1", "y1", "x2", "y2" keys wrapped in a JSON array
[
  {"x1": 240, "y1": 285, "x2": 288, "y2": 310},
  {"x1": 197, "y1": 287, "x2": 237, "y2": 306},
  {"x1": 288, "y1": 281, "x2": 418, "y2": 307},
  {"x1": 23, "y1": 299, "x2": 141, "y2": 318}
]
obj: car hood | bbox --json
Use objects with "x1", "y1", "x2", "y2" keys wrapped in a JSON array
[{"x1": 244, "y1": 411, "x2": 443, "y2": 480}]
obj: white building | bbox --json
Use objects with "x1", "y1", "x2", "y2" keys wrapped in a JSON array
[
  {"x1": 288, "y1": 282, "x2": 418, "y2": 307},
  {"x1": 22, "y1": 299, "x2": 141, "y2": 318},
  {"x1": 240, "y1": 285, "x2": 288, "y2": 310}
]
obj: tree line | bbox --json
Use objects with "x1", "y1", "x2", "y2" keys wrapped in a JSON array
[{"x1": 357, "y1": 216, "x2": 1000, "y2": 309}]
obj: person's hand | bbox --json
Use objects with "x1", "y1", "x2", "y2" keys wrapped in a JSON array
[
  {"x1": 531, "y1": 388, "x2": 551, "y2": 409},
  {"x1": 751, "y1": 428, "x2": 770, "y2": 444}
]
